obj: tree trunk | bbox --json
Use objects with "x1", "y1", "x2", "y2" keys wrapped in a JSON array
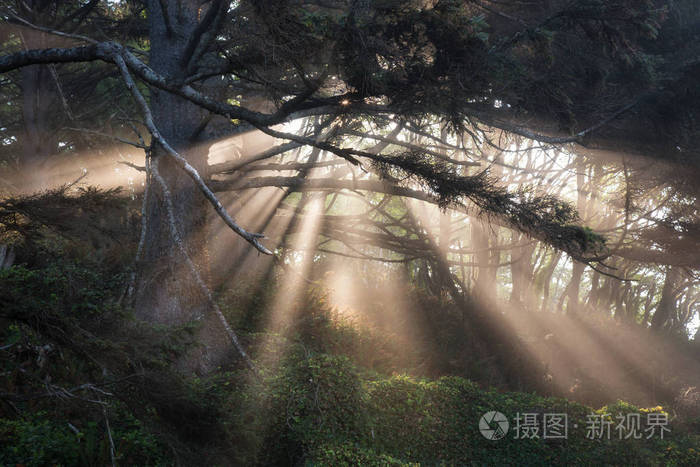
[
  {"x1": 19, "y1": 2, "x2": 56, "y2": 190},
  {"x1": 472, "y1": 219, "x2": 496, "y2": 301},
  {"x1": 650, "y1": 267, "x2": 681, "y2": 331},
  {"x1": 132, "y1": 1, "x2": 229, "y2": 374},
  {"x1": 567, "y1": 262, "x2": 584, "y2": 315},
  {"x1": 566, "y1": 159, "x2": 587, "y2": 315},
  {"x1": 510, "y1": 233, "x2": 535, "y2": 310},
  {"x1": 539, "y1": 250, "x2": 561, "y2": 313},
  {"x1": 510, "y1": 233, "x2": 523, "y2": 304}
]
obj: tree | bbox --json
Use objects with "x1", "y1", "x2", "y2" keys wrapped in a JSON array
[{"x1": 1, "y1": 0, "x2": 699, "y2": 370}]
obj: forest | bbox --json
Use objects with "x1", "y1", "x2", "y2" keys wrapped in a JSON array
[{"x1": 0, "y1": 1, "x2": 699, "y2": 465}]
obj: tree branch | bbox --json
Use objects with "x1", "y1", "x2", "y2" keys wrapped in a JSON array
[
  {"x1": 0, "y1": 45, "x2": 100, "y2": 72},
  {"x1": 343, "y1": 129, "x2": 481, "y2": 167},
  {"x1": 150, "y1": 161, "x2": 256, "y2": 370},
  {"x1": 113, "y1": 53, "x2": 272, "y2": 255},
  {"x1": 209, "y1": 141, "x2": 302, "y2": 174},
  {"x1": 181, "y1": 0, "x2": 229, "y2": 74}
]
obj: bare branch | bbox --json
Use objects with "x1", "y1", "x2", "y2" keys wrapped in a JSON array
[
  {"x1": 119, "y1": 161, "x2": 146, "y2": 172},
  {"x1": 113, "y1": 53, "x2": 272, "y2": 255},
  {"x1": 64, "y1": 127, "x2": 148, "y2": 149},
  {"x1": 344, "y1": 129, "x2": 481, "y2": 167},
  {"x1": 103, "y1": 404, "x2": 117, "y2": 467},
  {"x1": 0, "y1": 45, "x2": 100, "y2": 72},
  {"x1": 468, "y1": 94, "x2": 646, "y2": 146},
  {"x1": 212, "y1": 175, "x2": 440, "y2": 204},
  {"x1": 150, "y1": 161, "x2": 256, "y2": 370},
  {"x1": 125, "y1": 153, "x2": 152, "y2": 302},
  {"x1": 181, "y1": 0, "x2": 229, "y2": 73},
  {"x1": 4, "y1": 10, "x2": 98, "y2": 44},
  {"x1": 209, "y1": 141, "x2": 302, "y2": 174}
]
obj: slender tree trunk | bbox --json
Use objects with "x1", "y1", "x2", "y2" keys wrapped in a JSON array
[
  {"x1": 566, "y1": 159, "x2": 588, "y2": 315},
  {"x1": 650, "y1": 267, "x2": 681, "y2": 331},
  {"x1": 641, "y1": 282, "x2": 656, "y2": 325},
  {"x1": 510, "y1": 233, "x2": 535, "y2": 310},
  {"x1": 567, "y1": 263, "x2": 584, "y2": 315},
  {"x1": 472, "y1": 147, "x2": 502, "y2": 302},
  {"x1": 539, "y1": 250, "x2": 561, "y2": 313},
  {"x1": 472, "y1": 219, "x2": 496, "y2": 301},
  {"x1": 510, "y1": 233, "x2": 523, "y2": 304}
]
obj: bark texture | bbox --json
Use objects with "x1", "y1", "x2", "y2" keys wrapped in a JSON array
[{"x1": 133, "y1": 1, "x2": 228, "y2": 373}]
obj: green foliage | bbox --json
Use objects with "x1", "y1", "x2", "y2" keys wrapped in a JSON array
[
  {"x1": 0, "y1": 185, "x2": 129, "y2": 245},
  {"x1": 218, "y1": 278, "x2": 422, "y2": 373},
  {"x1": 0, "y1": 414, "x2": 82, "y2": 466},
  {"x1": 220, "y1": 350, "x2": 367, "y2": 465},
  {"x1": 0, "y1": 254, "x2": 201, "y2": 465},
  {"x1": 220, "y1": 354, "x2": 700, "y2": 466},
  {"x1": 0, "y1": 262, "x2": 122, "y2": 320},
  {"x1": 0, "y1": 409, "x2": 166, "y2": 466},
  {"x1": 2, "y1": 247, "x2": 698, "y2": 466},
  {"x1": 310, "y1": 442, "x2": 408, "y2": 466}
]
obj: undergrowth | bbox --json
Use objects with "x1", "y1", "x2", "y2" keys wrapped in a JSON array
[{"x1": 0, "y1": 224, "x2": 698, "y2": 464}]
